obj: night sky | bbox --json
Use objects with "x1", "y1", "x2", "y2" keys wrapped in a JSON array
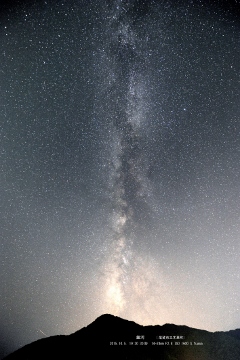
[{"x1": 1, "y1": 0, "x2": 240, "y2": 357}]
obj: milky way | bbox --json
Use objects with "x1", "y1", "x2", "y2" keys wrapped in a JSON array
[
  {"x1": 0, "y1": 0, "x2": 240, "y2": 357},
  {"x1": 96, "y1": 0, "x2": 153, "y2": 317}
]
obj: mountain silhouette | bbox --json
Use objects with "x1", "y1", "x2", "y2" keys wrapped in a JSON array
[{"x1": 3, "y1": 314, "x2": 240, "y2": 359}]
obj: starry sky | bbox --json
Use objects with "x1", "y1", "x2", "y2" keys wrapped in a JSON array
[{"x1": 1, "y1": 0, "x2": 240, "y2": 357}]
